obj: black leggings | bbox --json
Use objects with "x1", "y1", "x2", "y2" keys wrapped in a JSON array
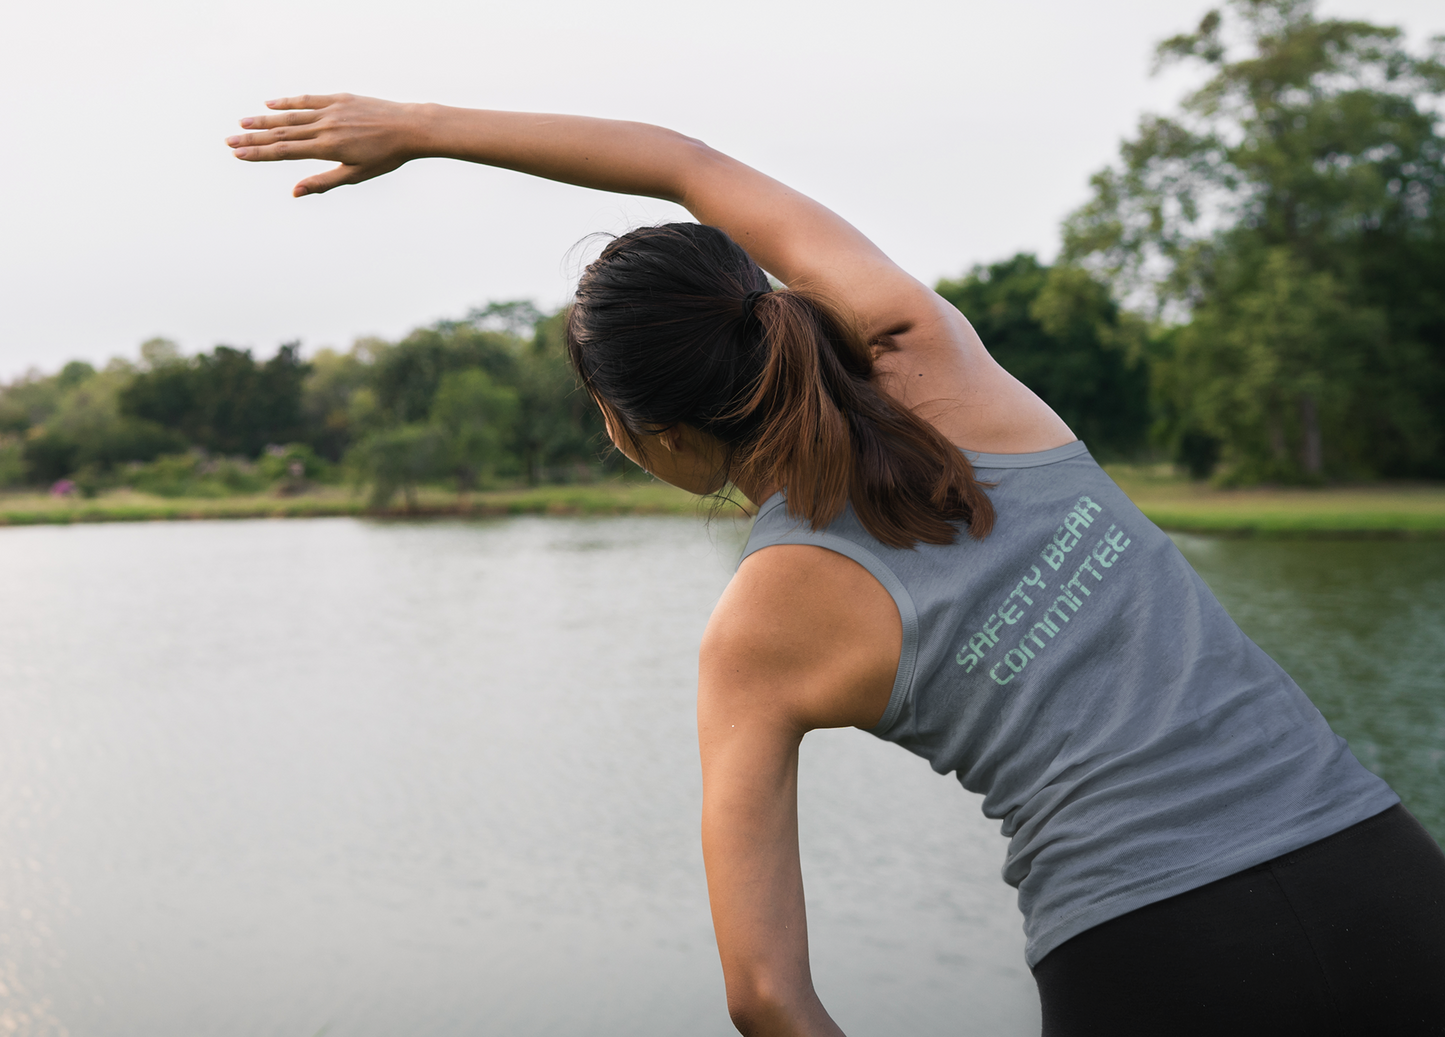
[{"x1": 1032, "y1": 805, "x2": 1445, "y2": 1036}]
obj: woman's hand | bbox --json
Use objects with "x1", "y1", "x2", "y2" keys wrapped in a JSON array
[{"x1": 226, "y1": 93, "x2": 427, "y2": 197}]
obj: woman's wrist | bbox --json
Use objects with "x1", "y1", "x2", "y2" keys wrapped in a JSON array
[{"x1": 402, "y1": 101, "x2": 454, "y2": 161}]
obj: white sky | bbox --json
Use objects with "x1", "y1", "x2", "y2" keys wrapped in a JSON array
[{"x1": 0, "y1": 0, "x2": 1439, "y2": 377}]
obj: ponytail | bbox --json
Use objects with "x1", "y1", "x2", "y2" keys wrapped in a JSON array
[
  {"x1": 728, "y1": 290, "x2": 994, "y2": 548},
  {"x1": 566, "y1": 223, "x2": 995, "y2": 549}
]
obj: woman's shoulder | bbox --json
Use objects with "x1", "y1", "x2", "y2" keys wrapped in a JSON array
[
  {"x1": 700, "y1": 543, "x2": 901, "y2": 732},
  {"x1": 870, "y1": 293, "x2": 1076, "y2": 455}
]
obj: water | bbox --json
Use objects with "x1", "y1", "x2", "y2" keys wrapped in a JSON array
[
  {"x1": 1168, "y1": 535, "x2": 1445, "y2": 844},
  {"x1": 0, "y1": 520, "x2": 1440, "y2": 1037},
  {"x1": 0, "y1": 517, "x2": 1035, "y2": 1037}
]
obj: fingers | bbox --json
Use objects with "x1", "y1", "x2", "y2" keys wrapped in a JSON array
[
  {"x1": 227, "y1": 93, "x2": 395, "y2": 197},
  {"x1": 238, "y1": 109, "x2": 320, "y2": 131},
  {"x1": 265, "y1": 93, "x2": 345, "y2": 111},
  {"x1": 229, "y1": 139, "x2": 324, "y2": 162},
  {"x1": 227, "y1": 125, "x2": 320, "y2": 149},
  {"x1": 294, "y1": 164, "x2": 361, "y2": 197},
  {"x1": 235, "y1": 93, "x2": 343, "y2": 130}
]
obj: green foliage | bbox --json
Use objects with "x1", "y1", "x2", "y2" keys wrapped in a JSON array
[
  {"x1": 257, "y1": 443, "x2": 330, "y2": 482},
  {"x1": 0, "y1": 370, "x2": 69, "y2": 434},
  {"x1": 347, "y1": 367, "x2": 521, "y2": 507},
  {"x1": 301, "y1": 345, "x2": 374, "y2": 461},
  {"x1": 14, "y1": 360, "x2": 184, "y2": 484},
  {"x1": 0, "y1": 300, "x2": 610, "y2": 497},
  {"x1": 57, "y1": 360, "x2": 97, "y2": 389},
  {"x1": 139, "y1": 337, "x2": 182, "y2": 370},
  {"x1": 339, "y1": 305, "x2": 605, "y2": 500},
  {"x1": 121, "y1": 342, "x2": 310, "y2": 457},
  {"x1": 124, "y1": 453, "x2": 269, "y2": 498},
  {"x1": 348, "y1": 424, "x2": 447, "y2": 509},
  {"x1": 430, "y1": 369, "x2": 519, "y2": 489},
  {"x1": 0, "y1": 435, "x2": 25, "y2": 488},
  {"x1": 1063, "y1": 0, "x2": 1445, "y2": 482},
  {"x1": 369, "y1": 324, "x2": 515, "y2": 425},
  {"x1": 469, "y1": 299, "x2": 544, "y2": 337},
  {"x1": 935, "y1": 255, "x2": 1152, "y2": 458},
  {"x1": 256, "y1": 442, "x2": 332, "y2": 496},
  {"x1": 1159, "y1": 247, "x2": 1387, "y2": 482},
  {"x1": 512, "y1": 311, "x2": 609, "y2": 484}
]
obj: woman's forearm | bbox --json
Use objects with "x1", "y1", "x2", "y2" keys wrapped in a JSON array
[
  {"x1": 229, "y1": 93, "x2": 711, "y2": 205},
  {"x1": 229, "y1": 93, "x2": 931, "y2": 333},
  {"x1": 412, "y1": 104, "x2": 706, "y2": 205}
]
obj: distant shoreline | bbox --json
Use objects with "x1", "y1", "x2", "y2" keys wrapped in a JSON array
[
  {"x1": 2, "y1": 472, "x2": 1444, "y2": 538},
  {"x1": 1107, "y1": 466, "x2": 1445, "y2": 539},
  {"x1": 0, "y1": 481, "x2": 721, "y2": 527}
]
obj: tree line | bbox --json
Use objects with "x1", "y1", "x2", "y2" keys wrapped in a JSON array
[
  {"x1": 0, "y1": 303, "x2": 609, "y2": 505},
  {"x1": 1, "y1": 1, "x2": 1440, "y2": 495}
]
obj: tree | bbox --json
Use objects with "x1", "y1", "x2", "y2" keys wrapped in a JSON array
[
  {"x1": 1159, "y1": 247, "x2": 1384, "y2": 482},
  {"x1": 935, "y1": 255, "x2": 1152, "y2": 458},
  {"x1": 121, "y1": 343, "x2": 310, "y2": 457},
  {"x1": 0, "y1": 435, "x2": 23, "y2": 488},
  {"x1": 0, "y1": 369, "x2": 67, "y2": 434},
  {"x1": 1, "y1": 300, "x2": 614, "y2": 493},
  {"x1": 1064, "y1": 0, "x2": 1445, "y2": 481},
  {"x1": 369, "y1": 323, "x2": 515, "y2": 425},
  {"x1": 348, "y1": 424, "x2": 446, "y2": 509},
  {"x1": 468, "y1": 299, "x2": 544, "y2": 337},
  {"x1": 511, "y1": 311, "x2": 608, "y2": 484},
  {"x1": 429, "y1": 368, "x2": 519, "y2": 490},
  {"x1": 139, "y1": 337, "x2": 182, "y2": 370},
  {"x1": 20, "y1": 361, "x2": 182, "y2": 483},
  {"x1": 301, "y1": 344, "x2": 374, "y2": 461},
  {"x1": 370, "y1": 307, "x2": 607, "y2": 485}
]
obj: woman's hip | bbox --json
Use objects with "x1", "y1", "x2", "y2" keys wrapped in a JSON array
[{"x1": 1031, "y1": 804, "x2": 1445, "y2": 1036}]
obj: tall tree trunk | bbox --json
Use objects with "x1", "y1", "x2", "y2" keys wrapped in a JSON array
[{"x1": 1298, "y1": 393, "x2": 1322, "y2": 476}]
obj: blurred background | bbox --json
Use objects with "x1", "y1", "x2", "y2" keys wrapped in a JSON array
[
  {"x1": 0, "y1": 0, "x2": 1442, "y2": 1035},
  {"x1": 2, "y1": 0, "x2": 1443, "y2": 494}
]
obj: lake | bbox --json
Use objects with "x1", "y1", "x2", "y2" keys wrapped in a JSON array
[{"x1": 0, "y1": 517, "x2": 1440, "y2": 1037}]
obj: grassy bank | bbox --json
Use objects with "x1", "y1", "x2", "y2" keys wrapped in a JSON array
[
  {"x1": 0, "y1": 480, "x2": 704, "y2": 526},
  {"x1": 1108, "y1": 466, "x2": 1445, "y2": 538},
  {"x1": 3, "y1": 470, "x2": 1444, "y2": 536}
]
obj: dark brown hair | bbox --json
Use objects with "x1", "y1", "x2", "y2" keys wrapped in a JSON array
[{"x1": 565, "y1": 223, "x2": 994, "y2": 548}]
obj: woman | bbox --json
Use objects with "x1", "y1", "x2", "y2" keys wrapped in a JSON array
[{"x1": 229, "y1": 95, "x2": 1445, "y2": 1036}]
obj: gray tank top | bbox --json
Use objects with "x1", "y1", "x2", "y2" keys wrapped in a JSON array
[{"x1": 739, "y1": 440, "x2": 1397, "y2": 966}]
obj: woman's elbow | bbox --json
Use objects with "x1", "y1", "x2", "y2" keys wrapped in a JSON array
[
  {"x1": 724, "y1": 972, "x2": 816, "y2": 1036},
  {"x1": 725, "y1": 990, "x2": 782, "y2": 1036},
  {"x1": 670, "y1": 136, "x2": 745, "y2": 207}
]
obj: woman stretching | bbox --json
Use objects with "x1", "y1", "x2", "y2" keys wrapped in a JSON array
[{"x1": 229, "y1": 95, "x2": 1445, "y2": 1036}]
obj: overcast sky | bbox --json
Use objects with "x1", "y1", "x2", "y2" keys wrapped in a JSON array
[{"x1": 1, "y1": 0, "x2": 1439, "y2": 377}]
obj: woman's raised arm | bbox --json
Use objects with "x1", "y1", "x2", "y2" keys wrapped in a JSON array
[
  {"x1": 227, "y1": 94, "x2": 944, "y2": 342},
  {"x1": 229, "y1": 94, "x2": 1074, "y2": 452}
]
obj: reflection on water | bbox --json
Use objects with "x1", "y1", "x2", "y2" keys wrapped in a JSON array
[
  {"x1": 0, "y1": 517, "x2": 1036, "y2": 1037},
  {"x1": 1, "y1": 520, "x2": 1438, "y2": 1037},
  {"x1": 1171, "y1": 536, "x2": 1445, "y2": 845}
]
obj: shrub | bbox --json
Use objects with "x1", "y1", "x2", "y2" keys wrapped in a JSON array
[{"x1": 124, "y1": 453, "x2": 268, "y2": 498}]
